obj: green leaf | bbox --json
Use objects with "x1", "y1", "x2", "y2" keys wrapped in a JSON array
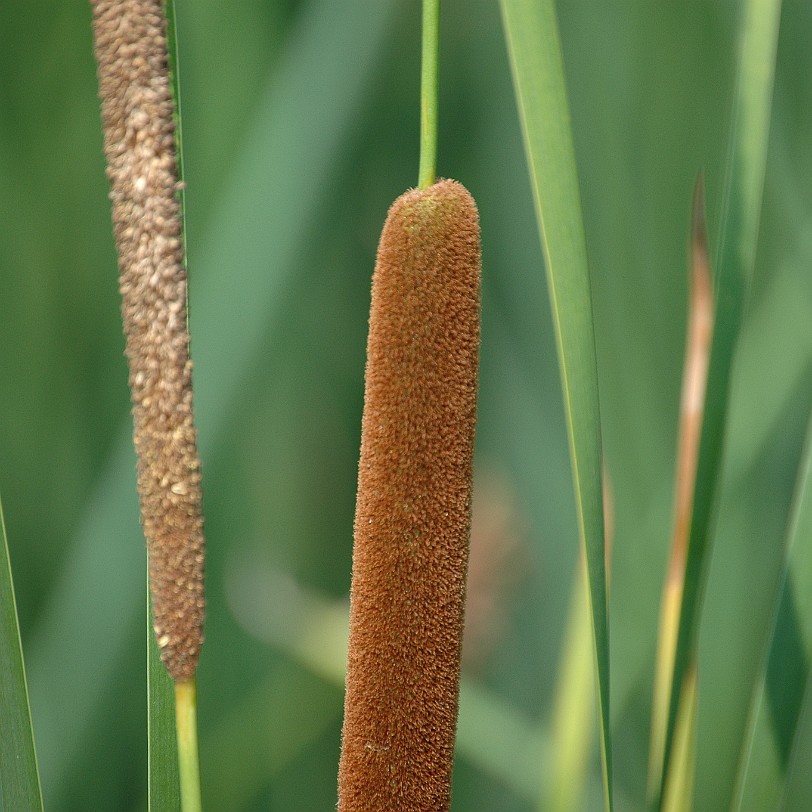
[
  {"x1": 0, "y1": 497, "x2": 43, "y2": 811},
  {"x1": 164, "y1": 0, "x2": 187, "y2": 251},
  {"x1": 545, "y1": 556, "x2": 597, "y2": 812},
  {"x1": 781, "y1": 667, "x2": 812, "y2": 810},
  {"x1": 661, "y1": 665, "x2": 697, "y2": 812},
  {"x1": 660, "y1": 0, "x2": 782, "y2": 803},
  {"x1": 148, "y1": 585, "x2": 181, "y2": 812},
  {"x1": 732, "y1": 408, "x2": 812, "y2": 809},
  {"x1": 498, "y1": 0, "x2": 611, "y2": 807},
  {"x1": 147, "y1": 6, "x2": 186, "y2": 810}
]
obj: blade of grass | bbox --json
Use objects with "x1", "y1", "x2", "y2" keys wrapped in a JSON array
[
  {"x1": 658, "y1": 0, "x2": 782, "y2": 804},
  {"x1": 544, "y1": 553, "x2": 596, "y2": 812},
  {"x1": 498, "y1": 0, "x2": 610, "y2": 806},
  {"x1": 0, "y1": 497, "x2": 43, "y2": 812},
  {"x1": 661, "y1": 664, "x2": 697, "y2": 812},
  {"x1": 732, "y1": 408, "x2": 812, "y2": 809},
  {"x1": 148, "y1": 587, "x2": 181, "y2": 812},
  {"x1": 546, "y1": 468, "x2": 613, "y2": 811},
  {"x1": 145, "y1": 4, "x2": 196, "y2": 808},
  {"x1": 165, "y1": 0, "x2": 187, "y2": 264},
  {"x1": 780, "y1": 667, "x2": 812, "y2": 810},
  {"x1": 648, "y1": 179, "x2": 714, "y2": 801},
  {"x1": 27, "y1": 0, "x2": 399, "y2": 799}
]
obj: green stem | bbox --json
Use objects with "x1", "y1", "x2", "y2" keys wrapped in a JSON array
[
  {"x1": 418, "y1": 0, "x2": 440, "y2": 188},
  {"x1": 545, "y1": 553, "x2": 595, "y2": 812},
  {"x1": 175, "y1": 679, "x2": 203, "y2": 812}
]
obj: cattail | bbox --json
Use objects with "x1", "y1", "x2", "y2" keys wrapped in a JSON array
[
  {"x1": 338, "y1": 179, "x2": 481, "y2": 811},
  {"x1": 91, "y1": 0, "x2": 204, "y2": 682}
]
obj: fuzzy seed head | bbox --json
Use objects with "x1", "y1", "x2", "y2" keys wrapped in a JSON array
[
  {"x1": 338, "y1": 180, "x2": 481, "y2": 811},
  {"x1": 91, "y1": 0, "x2": 204, "y2": 681}
]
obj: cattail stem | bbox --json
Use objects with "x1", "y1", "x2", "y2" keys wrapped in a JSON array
[
  {"x1": 91, "y1": 0, "x2": 205, "y2": 683},
  {"x1": 418, "y1": 0, "x2": 440, "y2": 189},
  {"x1": 338, "y1": 179, "x2": 481, "y2": 811},
  {"x1": 175, "y1": 678, "x2": 202, "y2": 812}
]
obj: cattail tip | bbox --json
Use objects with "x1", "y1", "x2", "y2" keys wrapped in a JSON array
[{"x1": 338, "y1": 178, "x2": 481, "y2": 810}]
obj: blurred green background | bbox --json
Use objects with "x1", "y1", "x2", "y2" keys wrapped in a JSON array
[{"x1": 1, "y1": 0, "x2": 810, "y2": 809}]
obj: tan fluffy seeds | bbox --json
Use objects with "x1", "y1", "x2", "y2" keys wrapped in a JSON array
[
  {"x1": 91, "y1": 0, "x2": 204, "y2": 681},
  {"x1": 338, "y1": 180, "x2": 481, "y2": 811}
]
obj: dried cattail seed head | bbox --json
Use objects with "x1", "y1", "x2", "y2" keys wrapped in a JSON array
[
  {"x1": 91, "y1": 0, "x2": 204, "y2": 681},
  {"x1": 338, "y1": 179, "x2": 481, "y2": 811}
]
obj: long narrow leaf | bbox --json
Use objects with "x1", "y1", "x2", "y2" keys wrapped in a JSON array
[
  {"x1": 648, "y1": 180, "x2": 713, "y2": 801},
  {"x1": 148, "y1": 587, "x2": 181, "y2": 812},
  {"x1": 661, "y1": 665, "x2": 697, "y2": 812},
  {"x1": 545, "y1": 554, "x2": 597, "y2": 811},
  {"x1": 143, "y1": 3, "x2": 186, "y2": 807},
  {"x1": 0, "y1": 497, "x2": 43, "y2": 811},
  {"x1": 733, "y1": 408, "x2": 812, "y2": 809},
  {"x1": 660, "y1": 0, "x2": 782, "y2": 803},
  {"x1": 498, "y1": 1, "x2": 610, "y2": 806},
  {"x1": 780, "y1": 667, "x2": 812, "y2": 810}
]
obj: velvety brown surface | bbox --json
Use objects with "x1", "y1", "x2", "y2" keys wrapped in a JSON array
[
  {"x1": 91, "y1": 0, "x2": 204, "y2": 681},
  {"x1": 338, "y1": 180, "x2": 481, "y2": 810}
]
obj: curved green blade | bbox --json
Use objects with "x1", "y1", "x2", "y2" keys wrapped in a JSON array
[
  {"x1": 545, "y1": 555, "x2": 598, "y2": 812},
  {"x1": 147, "y1": 3, "x2": 185, "y2": 809},
  {"x1": 498, "y1": 1, "x2": 611, "y2": 807},
  {"x1": 659, "y1": 0, "x2": 782, "y2": 804},
  {"x1": 0, "y1": 497, "x2": 43, "y2": 811},
  {"x1": 148, "y1": 582, "x2": 181, "y2": 812},
  {"x1": 733, "y1": 407, "x2": 812, "y2": 809},
  {"x1": 781, "y1": 667, "x2": 812, "y2": 810}
]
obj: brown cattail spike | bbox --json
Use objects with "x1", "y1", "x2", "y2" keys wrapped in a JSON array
[
  {"x1": 91, "y1": 0, "x2": 204, "y2": 681},
  {"x1": 338, "y1": 179, "x2": 481, "y2": 811}
]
